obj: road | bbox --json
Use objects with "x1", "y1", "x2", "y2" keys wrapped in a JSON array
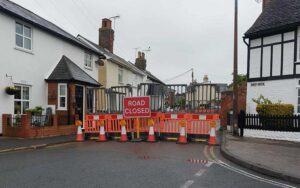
[{"x1": 0, "y1": 141, "x2": 297, "y2": 188}]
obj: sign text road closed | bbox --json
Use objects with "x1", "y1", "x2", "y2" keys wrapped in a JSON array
[{"x1": 123, "y1": 96, "x2": 151, "y2": 117}]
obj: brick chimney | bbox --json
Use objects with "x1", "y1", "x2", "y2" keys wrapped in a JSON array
[
  {"x1": 263, "y1": 0, "x2": 272, "y2": 10},
  {"x1": 99, "y1": 18, "x2": 114, "y2": 53},
  {"x1": 135, "y1": 51, "x2": 147, "y2": 71}
]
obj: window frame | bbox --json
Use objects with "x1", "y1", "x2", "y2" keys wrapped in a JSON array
[
  {"x1": 84, "y1": 52, "x2": 93, "y2": 70},
  {"x1": 58, "y1": 83, "x2": 68, "y2": 111},
  {"x1": 14, "y1": 85, "x2": 30, "y2": 115},
  {"x1": 118, "y1": 66, "x2": 124, "y2": 84},
  {"x1": 15, "y1": 22, "x2": 32, "y2": 51}
]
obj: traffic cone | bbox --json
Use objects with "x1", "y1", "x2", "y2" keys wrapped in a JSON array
[
  {"x1": 208, "y1": 121, "x2": 217, "y2": 145},
  {"x1": 177, "y1": 120, "x2": 187, "y2": 144},
  {"x1": 119, "y1": 119, "x2": 128, "y2": 142},
  {"x1": 76, "y1": 126, "x2": 84, "y2": 142},
  {"x1": 147, "y1": 118, "x2": 156, "y2": 142},
  {"x1": 98, "y1": 120, "x2": 107, "y2": 142}
]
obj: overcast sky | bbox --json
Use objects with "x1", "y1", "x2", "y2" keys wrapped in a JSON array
[{"x1": 11, "y1": 0, "x2": 262, "y2": 84}]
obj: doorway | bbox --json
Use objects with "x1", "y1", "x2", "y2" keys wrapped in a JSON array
[{"x1": 75, "y1": 86, "x2": 84, "y2": 121}]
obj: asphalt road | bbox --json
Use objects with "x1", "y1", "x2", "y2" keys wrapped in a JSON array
[{"x1": 0, "y1": 141, "x2": 298, "y2": 188}]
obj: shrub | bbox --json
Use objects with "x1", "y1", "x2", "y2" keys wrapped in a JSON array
[
  {"x1": 26, "y1": 106, "x2": 44, "y2": 115},
  {"x1": 256, "y1": 104, "x2": 294, "y2": 116}
]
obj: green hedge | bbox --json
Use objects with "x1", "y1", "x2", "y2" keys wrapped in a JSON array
[{"x1": 256, "y1": 104, "x2": 294, "y2": 116}]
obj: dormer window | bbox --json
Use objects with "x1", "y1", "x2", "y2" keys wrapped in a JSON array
[
  {"x1": 84, "y1": 52, "x2": 93, "y2": 69},
  {"x1": 15, "y1": 22, "x2": 32, "y2": 51}
]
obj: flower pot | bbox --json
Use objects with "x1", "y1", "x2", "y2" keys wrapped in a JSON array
[{"x1": 5, "y1": 87, "x2": 16, "y2": 95}]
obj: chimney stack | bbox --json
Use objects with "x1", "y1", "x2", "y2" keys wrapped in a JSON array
[
  {"x1": 263, "y1": 0, "x2": 272, "y2": 11},
  {"x1": 99, "y1": 18, "x2": 114, "y2": 53},
  {"x1": 135, "y1": 51, "x2": 147, "y2": 71}
]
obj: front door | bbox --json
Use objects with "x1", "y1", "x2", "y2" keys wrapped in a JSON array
[{"x1": 75, "y1": 86, "x2": 84, "y2": 121}]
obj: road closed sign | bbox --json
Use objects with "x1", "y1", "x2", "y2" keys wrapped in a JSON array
[{"x1": 123, "y1": 96, "x2": 151, "y2": 118}]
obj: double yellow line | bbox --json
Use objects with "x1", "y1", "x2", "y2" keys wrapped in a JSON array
[{"x1": 203, "y1": 145, "x2": 218, "y2": 163}]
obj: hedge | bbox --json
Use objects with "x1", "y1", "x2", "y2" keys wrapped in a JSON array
[{"x1": 256, "y1": 104, "x2": 294, "y2": 116}]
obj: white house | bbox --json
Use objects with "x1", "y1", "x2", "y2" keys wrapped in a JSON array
[
  {"x1": 0, "y1": 0, "x2": 105, "y2": 134},
  {"x1": 244, "y1": 0, "x2": 300, "y2": 114}
]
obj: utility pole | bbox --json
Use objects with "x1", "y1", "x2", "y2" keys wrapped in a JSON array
[{"x1": 233, "y1": 0, "x2": 239, "y2": 136}]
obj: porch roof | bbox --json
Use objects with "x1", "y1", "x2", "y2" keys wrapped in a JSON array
[{"x1": 45, "y1": 55, "x2": 101, "y2": 87}]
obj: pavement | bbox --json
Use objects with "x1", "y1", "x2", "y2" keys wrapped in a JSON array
[
  {"x1": 221, "y1": 131, "x2": 300, "y2": 185},
  {"x1": 0, "y1": 135, "x2": 76, "y2": 153}
]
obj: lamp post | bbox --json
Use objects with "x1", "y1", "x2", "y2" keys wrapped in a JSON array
[{"x1": 233, "y1": 0, "x2": 239, "y2": 136}]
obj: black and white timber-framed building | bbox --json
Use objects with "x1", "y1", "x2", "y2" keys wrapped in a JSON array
[{"x1": 244, "y1": 0, "x2": 300, "y2": 113}]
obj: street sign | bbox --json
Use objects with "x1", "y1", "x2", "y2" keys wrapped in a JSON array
[{"x1": 123, "y1": 96, "x2": 151, "y2": 118}]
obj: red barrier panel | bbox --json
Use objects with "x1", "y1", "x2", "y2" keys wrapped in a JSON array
[
  {"x1": 84, "y1": 114, "x2": 107, "y2": 133},
  {"x1": 84, "y1": 113, "x2": 220, "y2": 138},
  {"x1": 159, "y1": 113, "x2": 186, "y2": 134},
  {"x1": 138, "y1": 112, "x2": 161, "y2": 133}
]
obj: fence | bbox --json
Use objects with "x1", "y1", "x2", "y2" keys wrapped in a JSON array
[
  {"x1": 84, "y1": 113, "x2": 219, "y2": 140},
  {"x1": 238, "y1": 113, "x2": 300, "y2": 132},
  {"x1": 93, "y1": 83, "x2": 226, "y2": 114}
]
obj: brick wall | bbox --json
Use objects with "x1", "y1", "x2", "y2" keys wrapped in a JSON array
[
  {"x1": 220, "y1": 82, "x2": 247, "y2": 127},
  {"x1": 2, "y1": 113, "x2": 76, "y2": 138}
]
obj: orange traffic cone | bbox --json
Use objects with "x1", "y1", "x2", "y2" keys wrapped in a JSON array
[
  {"x1": 208, "y1": 121, "x2": 217, "y2": 145},
  {"x1": 119, "y1": 119, "x2": 128, "y2": 142},
  {"x1": 76, "y1": 126, "x2": 84, "y2": 142},
  {"x1": 177, "y1": 120, "x2": 187, "y2": 144},
  {"x1": 147, "y1": 119, "x2": 156, "y2": 142},
  {"x1": 98, "y1": 121, "x2": 107, "y2": 142},
  {"x1": 75, "y1": 120, "x2": 84, "y2": 142}
]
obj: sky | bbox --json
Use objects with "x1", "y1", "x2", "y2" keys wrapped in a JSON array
[{"x1": 11, "y1": 0, "x2": 262, "y2": 84}]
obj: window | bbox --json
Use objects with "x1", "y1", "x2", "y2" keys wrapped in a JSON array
[
  {"x1": 15, "y1": 22, "x2": 32, "y2": 50},
  {"x1": 14, "y1": 85, "x2": 30, "y2": 114},
  {"x1": 118, "y1": 67, "x2": 123, "y2": 83},
  {"x1": 58, "y1": 84, "x2": 67, "y2": 110},
  {"x1": 84, "y1": 52, "x2": 93, "y2": 69}
]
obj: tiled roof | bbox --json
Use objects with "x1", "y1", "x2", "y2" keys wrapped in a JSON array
[
  {"x1": 245, "y1": 0, "x2": 300, "y2": 38},
  {"x1": 0, "y1": 0, "x2": 105, "y2": 58},
  {"x1": 77, "y1": 35, "x2": 146, "y2": 76},
  {"x1": 46, "y1": 55, "x2": 101, "y2": 87},
  {"x1": 144, "y1": 70, "x2": 165, "y2": 85}
]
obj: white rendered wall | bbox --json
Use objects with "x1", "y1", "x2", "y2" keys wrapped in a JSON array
[
  {"x1": 105, "y1": 60, "x2": 144, "y2": 96},
  {"x1": 246, "y1": 79, "x2": 298, "y2": 114},
  {"x1": 0, "y1": 13, "x2": 99, "y2": 133}
]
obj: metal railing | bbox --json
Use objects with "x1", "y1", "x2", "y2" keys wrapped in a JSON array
[
  {"x1": 30, "y1": 115, "x2": 53, "y2": 127},
  {"x1": 239, "y1": 113, "x2": 300, "y2": 132}
]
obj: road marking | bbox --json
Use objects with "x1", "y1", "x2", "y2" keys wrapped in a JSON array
[
  {"x1": 205, "y1": 161, "x2": 213, "y2": 167},
  {"x1": 209, "y1": 146, "x2": 296, "y2": 188},
  {"x1": 194, "y1": 169, "x2": 206, "y2": 177},
  {"x1": 180, "y1": 180, "x2": 194, "y2": 188},
  {"x1": 203, "y1": 145, "x2": 213, "y2": 161}
]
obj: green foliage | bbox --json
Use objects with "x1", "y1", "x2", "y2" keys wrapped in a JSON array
[
  {"x1": 252, "y1": 95, "x2": 272, "y2": 105},
  {"x1": 229, "y1": 74, "x2": 247, "y2": 88},
  {"x1": 256, "y1": 104, "x2": 294, "y2": 116},
  {"x1": 26, "y1": 106, "x2": 44, "y2": 115}
]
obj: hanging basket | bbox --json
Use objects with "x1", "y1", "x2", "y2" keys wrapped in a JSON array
[{"x1": 5, "y1": 86, "x2": 16, "y2": 95}]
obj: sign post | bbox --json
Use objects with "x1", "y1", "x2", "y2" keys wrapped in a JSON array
[{"x1": 123, "y1": 96, "x2": 151, "y2": 141}]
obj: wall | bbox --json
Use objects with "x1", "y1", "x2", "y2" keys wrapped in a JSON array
[
  {"x1": 2, "y1": 114, "x2": 76, "y2": 138},
  {"x1": 246, "y1": 79, "x2": 298, "y2": 114},
  {"x1": 105, "y1": 59, "x2": 144, "y2": 93},
  {"x1": 221, "y1": 82, "x2": 247, "y2": 127},
  {"x1": 0, "y1": 13, "x2": 99, "y2": 133}
]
